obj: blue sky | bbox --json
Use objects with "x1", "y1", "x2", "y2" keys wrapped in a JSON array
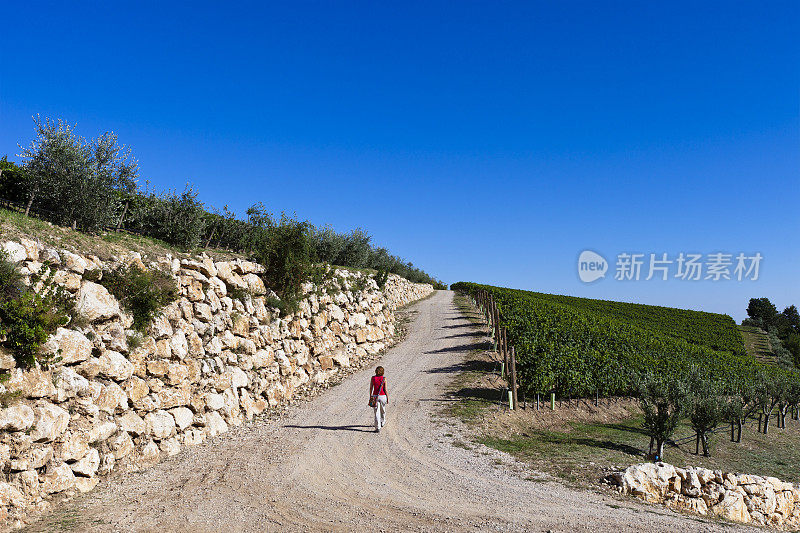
[{"x1": 1, "y1": 1, "x2": 797, "y2": 321}]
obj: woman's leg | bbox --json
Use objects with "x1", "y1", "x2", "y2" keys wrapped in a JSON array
[
  {"x1": 378, "y1": 395, "x2": 387, "y2": 428},
  {"x1": 373, "y1": 399, "x2": 380, "y2": 430}
]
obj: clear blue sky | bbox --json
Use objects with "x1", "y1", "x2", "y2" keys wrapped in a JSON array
[{"x1": 1, "y1": 1, "x2": 798, "y2": 321}]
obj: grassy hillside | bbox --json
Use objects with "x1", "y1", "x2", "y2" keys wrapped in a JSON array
[{"x1": 739, "y1": 325, "x2": 776, "y2": 364}]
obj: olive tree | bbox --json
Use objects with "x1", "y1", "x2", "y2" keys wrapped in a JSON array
[
  {"x1": 686, "y1": 368, "x2": 725, "y2": 456},
  {"x1": 18, "y1": 116, "x2": 138, "y2": 231},
  {"x1": 724, "y1": 375, "x2": 758, "y2": 443},
  {"x1": 637, "y1": 371, "x2": 687, "y2": 461}
]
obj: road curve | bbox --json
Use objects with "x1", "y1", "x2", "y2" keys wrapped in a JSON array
[{"x1": 26, "y1": 290, "x2": 744, "y2": 532}]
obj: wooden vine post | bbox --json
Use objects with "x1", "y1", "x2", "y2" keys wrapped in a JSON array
[
  {"x1": 501, "y1": 327, "x2": 508, "y2": 376},
  {"x1": 510, "y1": 346, "x2": 519, "y2": 410}
]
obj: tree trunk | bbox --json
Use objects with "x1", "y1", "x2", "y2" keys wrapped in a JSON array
[
  {"x1": 649, "y1": 436, "x2": 654, "y2": 456},
  {"x1": 656, "y1": 439, "x2": 665, "y2": 461},
  {"x1": 204, "y1": 226, "x2": 216, "y2": 249},
  {"x1": 695, "y1": 434, "x2": 700, "y2": 455},
  {"x1": 115, "y1": 200, "x2": 129, "y2": 232},
  {"x1": 763, "y1": 413, "x2": 771, "y2": 434},
  {"x1": 730, "y1": 420, "x2": 735, "y2": 442},
  {"x1": 758, "y1": 413, "x2": 763, "y2": 433},
  {"x1": 24, "y1": 195, "x2": 34, "y2": 216},
  {"x1": 701, "y1": 434, "x2": 710, "y2": 457},
  {"x1": 736, "y1": 419, "x2": 742, "y2": 442}
]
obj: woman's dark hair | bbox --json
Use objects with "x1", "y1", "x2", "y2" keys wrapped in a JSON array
[{"x1": 375, "y1": 366, "x2": 384, "y2": 376}]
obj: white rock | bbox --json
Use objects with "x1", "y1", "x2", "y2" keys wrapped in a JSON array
[
  {"x1": 39, "y1": 462, "x2": 76, "y2": 494},
  {"x1": 95, "y1": 382, "x2": 129, "y2": 413},
  {"x1": 74, "y1": 476, "x2": 99, "y2": 493},
  {"x1": 1, "y1": 241, "x2": 27, "y2": 263},
  {"x1": 159, "y1": 437, "x2": 181, "y2": 456},
  {"x1": 205, "y1": 411, "x2": 228, "y2": 437},
  {"x1": 110, "y1": 431, "x2": 134, "y2": 459},
  {"x1": 145, "y1": 410, "x2": 176, "y2": 439},
  {"x1": 167, "y1": 332, "x2": 187, "y2": 362},
  {"x1": 182, "y1": 428, "x2": 206, "y2": 446},
  {"x1": 28, "y1": 446, "x2": 54, "y2": 469},
  {"x1": 169, "y1": 407, "x2": 193, "y2": 431},
  {"x1": 88, "y1": 421, "x2": 118, "y2": 443},
  {"x1": 30, "y1": 403, "x2": 70, "y2": 442},
  {"x1": 151, "y1": 314, "x2": 173, "y2": 339},
  {"x1": 53, "y1": 367, "x2": 91, "y2": 402},
  {"x1": 76, "y1": 281, "x2": 121, "y2": 322},
  {"x1": 97, "y1": 350, "x2": 134, "y2": 381},
  {"x1": 204, "y1": 393, "x2": 225, "y2": 411},
  {"x1": 140, "y1": 440, "x2": 160, "y2": 464},
  {"x1": 711, "y1": 490, "x2": 751, "y2": 523},
  {"x1": 0, "y1": 404, "x2": 35, "y2": 431},
  {"x1": 71, "y1": 448, "x2": 100, "y2": 477},
  {"x1": 331, "y1": 348, "x2": 350, "y2": 367},
  {"x1": 230, "y1": 367, "x2": 249, "y2": 389},
  {"x1": 243, "y1": 273, "x2": 266, "y2": 295},
  {"x1": 328, "y1": 304, "x2": 345, "y2": 323},
  {"x1": 0, "y1": 481, "x2": 26, "y2": 508},
  {"x1": 59, "y1": 432, "x2": 90, "y2": 462},
  {"x1": 118, "y1": 412, "x2": 146, "y2": 436},
  {"x1": 98, "y1": 452, "x2": 115, "y2": 475},
  {"x1": 45, "y1": 328, "x2": 93, "y2": 365},
  {"x1": 61, "y1": 251, "x2": 88, "y2": 274},
  {"x1": 251, "y1": 348, "x2": 274, "y2": 369}
]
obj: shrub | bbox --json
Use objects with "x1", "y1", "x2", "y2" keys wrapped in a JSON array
[
  {"x1": 0, "y1": 156, "x2": 29, "y2": 204},
  {"x1": 0, "y1": 259, "x2": 75, "y2": 368},
  {"x1": 265, "y1": 294, "x2": 300, "y2": 316},
  {"x1": 0, "y1": 250, "x2": 24, "y2": 300},
  {"x1": 227, "y1": 286, "x2": 252, "y2": 302},
  {"x1": 251, "y1": 214, "x2": 313, "y2": 303},
  {"x1": 374, "y1": 268, "x2": 389, "y2": 289},
  {"x1": 311, "y1": 225, "x2": 349, "y2": 265},
  {"x1": 99, "y1": 264, "x2": 178, "y2": 332},
  {"x1": 126, "y1": 186, "x2": 207, "y2": 249}
]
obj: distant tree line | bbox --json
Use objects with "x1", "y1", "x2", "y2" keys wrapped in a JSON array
[{"x1": 0, "y1": 117, "x2": 446, "y2": 301}]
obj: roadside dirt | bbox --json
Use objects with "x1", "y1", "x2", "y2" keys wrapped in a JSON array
[{"x1": 24, "y1": 291, "x2": 750, "y2": 532}]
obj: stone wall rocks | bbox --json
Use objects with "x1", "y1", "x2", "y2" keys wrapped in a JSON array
[
  {"x1": 0, "y1": 239, "x2": 433, "y2": 528},
  {"x1": 610, "y1": 462, "x2": 800, "y2": 528}
]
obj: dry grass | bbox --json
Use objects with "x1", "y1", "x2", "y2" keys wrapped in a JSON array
[
  {"x1": 0, "y1": 207, "x2": 242, "y2": 263},
  {"x1": 739, "y1": 324, "x2": 776, "y2": 364}
]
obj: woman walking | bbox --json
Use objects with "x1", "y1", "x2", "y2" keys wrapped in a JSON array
[{"x1": 369, "y1": 366, "x2": 389, "y2": 432}]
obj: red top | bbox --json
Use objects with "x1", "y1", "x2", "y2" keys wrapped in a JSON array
[{"x1": 371, "y1": 375, "x2": 386, "y2": 396}]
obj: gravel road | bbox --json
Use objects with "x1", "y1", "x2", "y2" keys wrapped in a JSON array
[{"x1": 26, "y1": 290, "x2": 747, "y2": 532}]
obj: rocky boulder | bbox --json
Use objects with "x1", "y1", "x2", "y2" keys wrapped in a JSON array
[{"x1": 76, "y1": 281, "x2": 121, "y2": 322}]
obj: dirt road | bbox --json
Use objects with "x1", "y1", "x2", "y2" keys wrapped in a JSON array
[{"x1": 27, "y1": 291, "x2": 744, "y2": 532}]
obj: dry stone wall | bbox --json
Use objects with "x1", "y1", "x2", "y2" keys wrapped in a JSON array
[
  {"x1": 611, "y1": 462, "x2": 800, "y2": 528},
  {"x1": 0, "y1": 238, "x2": 433, "y2": 527}
]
